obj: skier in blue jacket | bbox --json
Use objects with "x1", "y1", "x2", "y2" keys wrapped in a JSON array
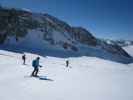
[{"x1": 31, "y1": 57, "x2": 42, "y2": 77}]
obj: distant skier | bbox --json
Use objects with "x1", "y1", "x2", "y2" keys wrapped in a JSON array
[
  {"x1": 31, "y1": 57, "x2": 42, "y2": 77},
  {"x1": 66, "y1": 60, "x2": 69, "y2": 67},
  {"x1": 22, "y1": 54, "x2": 26, "y2": 65}
]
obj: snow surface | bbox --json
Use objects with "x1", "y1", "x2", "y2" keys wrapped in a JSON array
[
  {"x1": 4, "y1": 28, "x2": 73, "y2": 51},
  {"x1": 0, "y1": 46, "x2": 133, "y2": 100},
  {"x1": 123, "y1": 46, "x2": 133, "y2": 57}
]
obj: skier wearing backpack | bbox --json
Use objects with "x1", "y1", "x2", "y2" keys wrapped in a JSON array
[{"x1": 31, "y1": 57, "x2": 42, "y2": 77}]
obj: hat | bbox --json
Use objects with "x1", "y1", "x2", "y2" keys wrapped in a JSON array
[{"x1": 37, "y1": 57, "x2": 40, "y2": 60}]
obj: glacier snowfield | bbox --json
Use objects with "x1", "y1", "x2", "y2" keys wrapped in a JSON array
[{"x1": 0, "y1": 46, "x2": 133, "y2": 100}]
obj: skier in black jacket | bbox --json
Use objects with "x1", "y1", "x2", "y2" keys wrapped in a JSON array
[
  {"x1": 66, "y1": 60, "x2": 69, "y2": 67},
  {"x1": 22, "y1": 54, "x2": 26, "y2": 65}
]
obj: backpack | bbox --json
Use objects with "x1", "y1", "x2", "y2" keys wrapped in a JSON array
[{"x1": 32, "y1": 60, "x2": 36, "y2": 67}]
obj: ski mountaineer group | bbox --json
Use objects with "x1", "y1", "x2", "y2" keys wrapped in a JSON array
[{"x1": 22, "y1": 54, "x2": 70, "y2": 77}]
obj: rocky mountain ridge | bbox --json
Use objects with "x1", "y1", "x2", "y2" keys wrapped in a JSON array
[{"x1": 0, "y1": 7, "x2": 132, "y2": 63}]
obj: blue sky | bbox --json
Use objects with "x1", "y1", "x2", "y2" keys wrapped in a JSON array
[{"x1": 0, "y1": 0, "x2": 133, "y2": 40}]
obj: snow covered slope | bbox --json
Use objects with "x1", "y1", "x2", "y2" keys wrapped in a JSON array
[
  {"x1": 0, "y1": 46, "x2": 133, "y2": 100},
  {"x1": 123, "y1": 46, "x2": 133, "y2": 57}
]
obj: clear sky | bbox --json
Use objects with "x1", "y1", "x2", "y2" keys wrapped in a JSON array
[{"x1": 0, "y1": 0, "x2": 133, "y2": 40}]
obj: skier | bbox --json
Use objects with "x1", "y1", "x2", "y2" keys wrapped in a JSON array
[
  {"x1": 31, "y1": 57, "x2": 42, "y2": 77},
  {"x1": 66, "y1": 60, "x2": 69, "y2": 67},
  {"x1": 22, "y1": 54, "x2": 26, "y2": 65}
]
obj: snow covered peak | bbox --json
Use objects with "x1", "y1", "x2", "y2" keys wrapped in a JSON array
[{"x1": 102, "y1": 39, "x2": 133, "y2": 47}]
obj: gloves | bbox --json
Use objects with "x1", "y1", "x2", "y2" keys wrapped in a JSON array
[{"x1": 40, "y1": 65, "x2": 43, "y2": 68}]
